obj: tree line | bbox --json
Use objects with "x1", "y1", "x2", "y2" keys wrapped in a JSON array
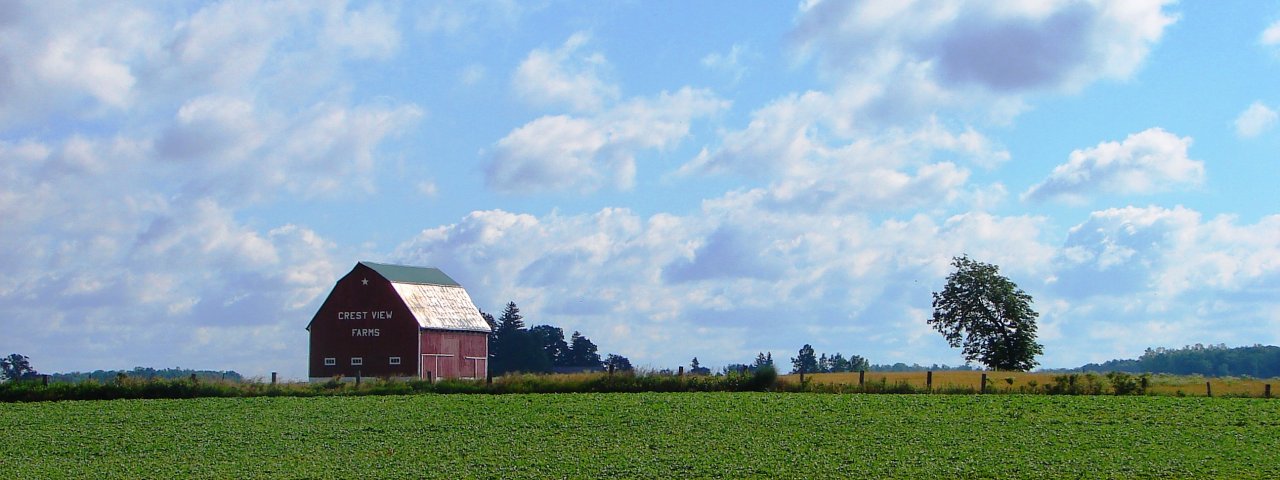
[
  {"x1": 484, "y1": 302, "x2": 632, "y2": 376},
  {"x1": 1, "y1": 355, "x2": 244, "y2": 383},
  {"x1": 1080, "y1": 344, "x2": 1280, "y2": 378}
]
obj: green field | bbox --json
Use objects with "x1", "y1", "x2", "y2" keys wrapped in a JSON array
[{"x1": 2, "y1": 393, "x2": 1278, "y2": 478}]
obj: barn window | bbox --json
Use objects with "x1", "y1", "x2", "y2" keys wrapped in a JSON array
[
  {"x1": 389, "y1": 356, "x2": 401, "y2": 365},
  {"x1": 351, "y1": 357, "x2": 363, "y2": 366},
  {"x1": 324, "y1": 358, "x2": 336, "y2": 366}
]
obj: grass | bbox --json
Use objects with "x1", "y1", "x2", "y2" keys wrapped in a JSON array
[{"x1": 1, "y1": 393, "x2": 1277, "y2": 478}]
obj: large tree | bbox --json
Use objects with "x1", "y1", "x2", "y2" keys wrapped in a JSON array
[
  {"x1": 529, "y1": 325, "x2": 570, "y2": 366},
  {"x1": 603, "y1": 354, "x2": 633, "y2": 372},
  {"x1": 929, "y1": 255, "x2": 1043, "y2": 371},
  {"x1": 1, "y1": 353, "x2": 37, "y2": 381}
]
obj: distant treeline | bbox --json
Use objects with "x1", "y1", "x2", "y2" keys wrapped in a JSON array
[
  {"x1": 50, "y1": 367, "x2": 243, "y2": 383},
  {"x1": 1080, "y1": 344, "x2": 1280, "y2": 378},
  {"x1": 868, "y1": 363, "x2": 981, "y2": 372}
]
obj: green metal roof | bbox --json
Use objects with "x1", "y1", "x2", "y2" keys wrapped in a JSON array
[{"x1": 360, "y1": 261, "x2": 460, "y2": 286}]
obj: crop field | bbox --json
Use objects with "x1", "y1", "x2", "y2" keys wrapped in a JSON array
[
  {"x1": 794, "y1": 371, "x2": 1279, "y2": 397},
  {"x1": 2, "y1": 392, "x2": 1278, "y2": 478}
]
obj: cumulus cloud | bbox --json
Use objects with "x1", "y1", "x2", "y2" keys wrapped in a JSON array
[
  {"x1": 1046, "y1": 206, "x2": 1280, "y2": 361},
  {"x1": 792, "y1": 0, "x2": 1176, "y2": 93},
  {"x1": 679, "y1": 92, "x2": 1008, "y2": 212},
  {"x1": 487, "y1": 87, "x2": 727, "y2": 194},
  {"x1": 0, "y1": 136, "x2": 339, "y2": 376},
  {"x1": 513, "y1": 32, "x2": 619, "y2": 113},
  {"x1": 0, "y1": 1, "x2": 421, "y2": 378},
  {"x1": 1023, "y1": 128, "x2": 1202, "y2": 203},
  {"x1": 393, "y1": 202, "x2": 1055, "y2": 368},
  {"x1": 1262, "y1": 20, "x2": 1280, "y2": 46},
  {"x1": 701, "y1": 44, "x2": 751, "y2": 84},
  {"x1": 1234, "y1": 101, "x2": 1277, "y2": 138}
]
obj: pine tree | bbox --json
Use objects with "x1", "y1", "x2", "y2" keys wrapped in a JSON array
[
  {"x1": 567, "y1": 331, "x2": 601, "y2": 367},
  {"x1": 791, "y1": 344, "x2": 817, "y2": 375}
]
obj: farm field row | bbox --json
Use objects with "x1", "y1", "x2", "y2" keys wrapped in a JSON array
[
  {"x1": 2, "y1": 392, "x2": 1278, "y2": 478},
  {"x1": 791, "y1": 370, "x2": 1279, "y2": 396}
]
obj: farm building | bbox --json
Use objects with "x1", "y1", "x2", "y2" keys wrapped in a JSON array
[{"x1": 307, "y1": 261, "x2": 491, "y2": 382}]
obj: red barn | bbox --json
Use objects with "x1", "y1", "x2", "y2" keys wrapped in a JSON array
[{"x1": 307, "y1": 261, "x2": 491, "y2": 381}]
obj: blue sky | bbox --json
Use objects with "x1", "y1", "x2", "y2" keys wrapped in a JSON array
[{"x1": 3, "y1": 1, "x2": 1279, "y2": 380}]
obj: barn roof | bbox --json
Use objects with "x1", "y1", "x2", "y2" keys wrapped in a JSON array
[
  {"x1": 360, "y1": 261, "x2": 460, "y2": 286},
  {"x1": 361, "y1": 261, "x2": 491, "y2": 333}
]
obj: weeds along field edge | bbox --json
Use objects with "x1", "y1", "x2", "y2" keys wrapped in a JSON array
[
  {"x1": 792, "y1": 370, "x2": 1279, "y2": 397},
  {"x1": 3, "y1": 367, "x2": 1276, "y2": 402},
  {"x1": 1, "y1": 393, "x2": 1278, "y2": 479}
]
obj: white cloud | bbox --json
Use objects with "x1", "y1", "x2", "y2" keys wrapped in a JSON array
[
  {"x1": 679, "y1": 93, "x2": 1008, "y2": 213},
  {"x1": 415, "y1": 0, "x2": 527, "y2": 36},
  {"x1": 486, "y1": 87, "x2": 727, "y2": 194},
  {"x1": 513, "y1": 32, "x2": 619, "y2": 113},
  {"x1": 322, "y1": 1, "x2": 401, "y2": 60},
  {"x1": 0, "y1": 136, "x2": 340, "y2": 378},
  {"x1": 1046, "y1": 206, "x2": 1280, "y2": 362},
  {"x1": 1234, "y1": 101, "x2": 1277, "y2": 138},
  {"x1": 1023, "y1": 128, "x2": 1202, "y2": 203},
  {"x1": 0, "y1": 1, "x2": 423, "y2": 380},
  {"x1": 792, "y1": 0, "x2": 1176, "y2": 93},
  {"x1": 391, "y1": 201, "x2": 1280, "y2": 371},
  {"x1": 393, "y1": 202, "x2": 1056, "y2": 369},
  {"x1": 701, "y1": 44, "x2": 750, "y2": 84},
  {"x1": 1262, "y1": 20, "x2": 1280, "y2": 45}
]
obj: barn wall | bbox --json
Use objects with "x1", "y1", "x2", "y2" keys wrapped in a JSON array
[
  {"x1": 309, "y1": 264, "x2": 418, "y2": 379},
  {"x1": 421, "y1": 330, "x2": 489, "y2": 380}
]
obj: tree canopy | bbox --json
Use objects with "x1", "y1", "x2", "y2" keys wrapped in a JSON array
[
  {"x1": 929, "y1": 255, "x2": 1043, "y2": 371},
  {"x1": 1, "y1": 353, "x2": 38, "y2": 381},
  {"x1": 791, "y1": 344, "x2": 817, "y2": 375},
  {"x1": 486, "y1": 302, "x2": 615, "y2": 375}
]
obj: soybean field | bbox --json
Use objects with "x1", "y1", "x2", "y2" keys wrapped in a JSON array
[{"x1": 2, "y1": 393, "x2": 1278, "y2": 478}]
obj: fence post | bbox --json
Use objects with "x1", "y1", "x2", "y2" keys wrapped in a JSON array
[
  {"x1": 42, "y1": 374, "x2": 49, "y2": 386},
  {"x1": 190, "y1": 373, "x2": 197, "y2": 383},
  {"x1": 356, "y1": 370, "x2": 362, "y2": 387},
  {"x1": 271, "y1": 372, "x2": 277, "y2": 385},
  {"x1": 858, "y1": 370, "x2": 865, "y2": 387},
  {"x1": 926, "y1": 371, "x2": 933, "y2": 392},
  {"x1": 1265, "y1": 384, "x2": 1271, "y2": 398},
  {"x1": 678, "y1": 366, "x2": 684, "y2": 377},
  {"x1": 608, "y1": 363, "x2": 615, "y2": 376},
  {"x1": 427, "y1": 371, "x2": 433, "y2": 384},
  {"x1": 1205, "y1": 381, "x2": 1211, "y2": 397},
  {"x1": 980, "y1": 373, "x2": 987, "y2": 394}
]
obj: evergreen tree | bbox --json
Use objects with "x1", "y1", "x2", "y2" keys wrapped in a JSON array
[
  {"x1": 752, "y1": 352, "x2": 774, "y2": 369},
  {"x1": 566, "y1": 331, "x2": 601, "y2": 367},
  {"x1": 791, "y1": 344, "x2": 818, "y2": 375},
  {"x1": 829, "y1": 353, "x2": 850, "y2": 372},
  {"x1": 690, "y1": 357, "x2": 711, "y2": 375},
  {"x1": 488, "y1": 302, "x2": 553, "y2": 375},
  {"x1": 495, "y1": 302, "x2": 524, "y2": 336}
]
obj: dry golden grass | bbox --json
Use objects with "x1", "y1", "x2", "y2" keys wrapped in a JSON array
[{"x1": 783, "y1": 371, "x2": 1279, "y2": 397}]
